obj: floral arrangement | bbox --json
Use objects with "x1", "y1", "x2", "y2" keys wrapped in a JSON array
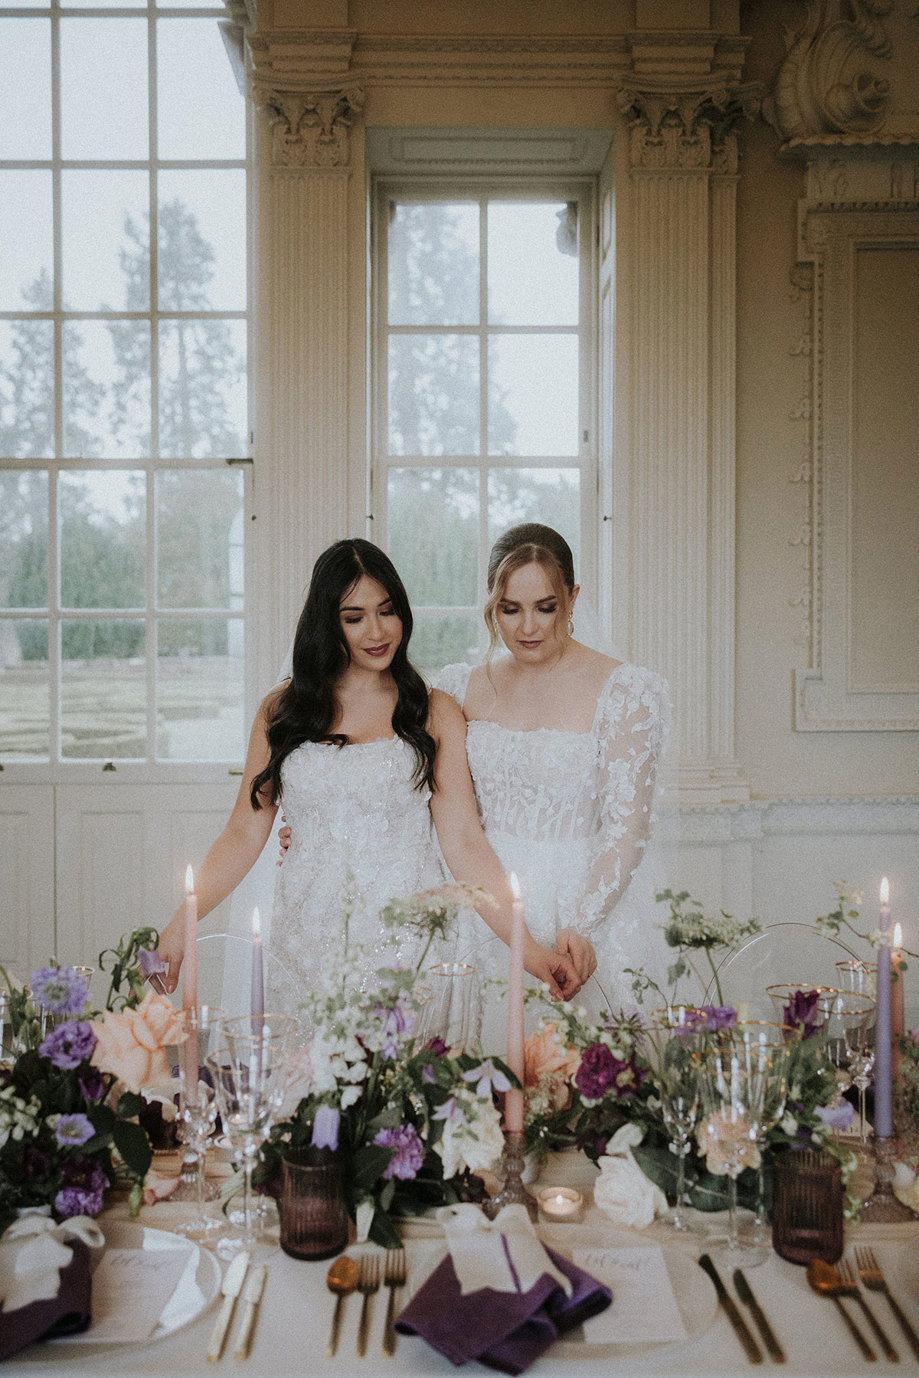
[
  {"x1": 0, "y1": 932, "x2": 181, "y2": 1232},
  {"x1": 519, "y1": 888, "x2": 851, "y2": 1219},
  {"x1": 257, "y1": 885, "x2": 510, "y2": 1249}
]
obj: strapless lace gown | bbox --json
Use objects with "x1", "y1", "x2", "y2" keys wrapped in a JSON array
[
  {"x1": 438, "y1": 661, "x2": 671, "y2": 1017},
  {"x1": 269, "y1": 736, "x2": 447, "y2": 1005}
]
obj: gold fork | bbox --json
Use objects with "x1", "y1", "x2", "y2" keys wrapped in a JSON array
[
  {"x1": 382, "y1": 1248, "x2": 407, "y2": 1358},
  {"x1": 837, "y1": 1259, "x2": 899, "y2": 1362},
  {"x1": 856, "y1": 1247, "x2": 919, "y2": 1362},
  {"x1": 356, "y1": 1253, "x2": 381, "y2": 1358}
]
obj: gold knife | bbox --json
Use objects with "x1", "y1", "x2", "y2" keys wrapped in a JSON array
[
  {"x1": 234, "y1": 1265, "x2": 267, "y2": 1359},
  {"x1": 734, "y1": 1269, "x2": 786, "y2": 1363},
  {"x1": 207, "y1": 1251, "x2": 250, "y2": 1363},
  {"x1": 698, "y1": 1254, "x2": 763, "y2": 1364}
]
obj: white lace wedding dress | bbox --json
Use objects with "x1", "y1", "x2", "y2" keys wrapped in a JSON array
[
  {"x1": 438, "y1": 660, "x2": 672, "y2": 1021},
  {"x1": 268, "y1": 735, "x2": 448, "y2": 1008}
]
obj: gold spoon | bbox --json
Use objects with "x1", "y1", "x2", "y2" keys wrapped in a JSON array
[
  {"x1": 326, "y1": 1254, "x2": 359, "y2": 1358},
  {"x1": 806, "y1": 1259, "x2": 876, "y2": 1362}
]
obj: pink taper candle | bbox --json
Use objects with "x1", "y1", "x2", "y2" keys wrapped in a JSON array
[
  {"x1": 250, "y1": 907, "x2": 265, "y2": 1022},
  {"x1": 505, "y1": 872, "x2": 525, "y2": 1133},
  {"x1": 182, "y1": 865, "x2": 198, "y2": 1011},
  {"x1": 891, "y1": 921, "x2": 905, "y2": 1081},
  {"x1": 874, "y1": 877, "x2": 893, "y2": 1137}
]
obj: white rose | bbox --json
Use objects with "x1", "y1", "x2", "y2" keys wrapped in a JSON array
[{"x1": 594, "y1": 1152, "x2": 667, "y2": 1229}]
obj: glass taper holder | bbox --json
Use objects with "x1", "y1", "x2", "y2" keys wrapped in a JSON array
[{"x1": 483, "y1": 1130, "x2": 538, "y2": 1221}]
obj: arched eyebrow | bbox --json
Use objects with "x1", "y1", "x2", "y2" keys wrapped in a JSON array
[{"x1": 339, "y1": 596, "x2": 395, "y2": 613}]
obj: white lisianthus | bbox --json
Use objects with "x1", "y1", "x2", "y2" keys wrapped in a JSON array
[
  {"x1": 340, "y1": 1085, "x2": 363, "y2": 1110},
  {"x1": 594, "y1": 1130, "x2": 668, "y2": 1231},
  {"x1": 435, "y1": 1094, "x2": 504, "y2": 1180}
]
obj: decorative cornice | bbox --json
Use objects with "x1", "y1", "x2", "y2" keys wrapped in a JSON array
[
  {"x1": 616, "y1": 83, "x2": 760, "y2": 173},
  {"x1": 252, "y1": 84, "x2": 365, "y2": 170},
  {"x1": 762, "y1": 0, "x2": 894, "y2": 146}
]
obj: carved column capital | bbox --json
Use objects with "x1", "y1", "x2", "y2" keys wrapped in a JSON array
[
  {"x1": 616, "y1": 83, "x2": 761, "y2": 173},
  {"x1": 253, "y1": 84, "x2": 365, "y2": 169}
]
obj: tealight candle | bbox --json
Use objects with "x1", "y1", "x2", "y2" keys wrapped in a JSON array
[{"x1": 537, "y1": 1186, "x2": 584, "y2": 1223}]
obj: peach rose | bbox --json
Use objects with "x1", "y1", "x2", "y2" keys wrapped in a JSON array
[
  {"x1": 90, "y1": 992, "x2": 187, "y2": 1093},
  {"x1": 524, "y1": 1024, "x2": 581, "y2": 1113}
]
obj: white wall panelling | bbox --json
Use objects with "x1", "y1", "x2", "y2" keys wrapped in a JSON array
[{"x1": 0, "y1": 787, "x2": 54, "y2": 972}]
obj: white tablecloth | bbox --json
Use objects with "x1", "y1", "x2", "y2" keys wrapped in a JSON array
[{"x1": 4, "y1": 1153, "x2": 918, "y2": 1378}]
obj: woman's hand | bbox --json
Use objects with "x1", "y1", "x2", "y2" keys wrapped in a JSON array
[
  {"x1": 555, "y1": 928, "x2": 597, "y2": 986},
  {"x1": 524, "y1": 941, "x2": 582, "y2": 1001},
  {"x1": 278, "y1": 818, "x2": 291, "y2": 863},
  {"x1": 155, "y1": 915, "x2": 186, "y2": 995}
]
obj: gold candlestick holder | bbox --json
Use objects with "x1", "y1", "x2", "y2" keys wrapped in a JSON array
[{"x1": 482, "y1": 1129, "x2": 538, "y2": 1221}]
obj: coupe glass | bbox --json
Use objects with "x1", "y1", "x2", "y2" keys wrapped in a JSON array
[
  {"x1": 696, "y1": 1035, "x2": 775, "y2": 1266},
  {"x1": 171, "y1": 1004, "x2": 226, "y2": 1239},
  {"x1": 766, "y1": 983, "x2": 837, "y2": 1035},
  {"x1": 207, "y1": 1038, "x2": 289, "y2": 1259}
]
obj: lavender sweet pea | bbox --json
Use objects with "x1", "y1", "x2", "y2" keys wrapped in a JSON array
[{"x1": 311, "y1": 1104, "x2": 340, "y2": 1151}]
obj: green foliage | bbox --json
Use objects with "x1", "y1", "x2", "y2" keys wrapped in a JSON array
[{"x1": 97, "y1": 926, "x2": 161, "y2": 1012}]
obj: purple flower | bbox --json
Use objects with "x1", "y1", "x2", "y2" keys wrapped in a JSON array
[
  {"x1": 78, "y1": 1065, "x2": 108, "y2": 1103},
  {"x1": 311, "y1": 1104, "x2": 340, "y2": 1151},
  {"x1": 29, "y1": 965, "x2": 91, "y2": 1017},
  {"x1": 462, "y1": 1059, "x2": 511, "y2": 1099},
  {"x1": 783, "y1": 989, "x2": 822, "y2": 1038},
  {"x1": 375, "y1": 1124, "x2": 425, "y2": 1181},
  {"x1": 377, "y1": 991, "x2": 416, "y2": 1059},
  {"x1": 54, "y1": 1159, "x2": 108, "y2": 1218},
  {"x1": 424, "y1": 1036, "x2": 448, "y2": 1057},
  {"x1": 22, "y1": 1145, "x2": 53, "y2": 1181},
  {"x1": 54, "y1": 1113, "x2": 95, "y2": 1147},
  {"x1": 673, "y1": 1005, "x2": 737, "y2": 1037},
  {"x1": 137, "y1": 947, "x2": 167, "y2": 979},
  {"x1": 39, "y1": 1020, "x2": 97, "y2": 1070},
  {"x1": 574, "y1": 1043, "x2": 646, "y2": 1100},
  {"x1": 816, "y1": 1100, "x2": 855, "y2": 1131}
]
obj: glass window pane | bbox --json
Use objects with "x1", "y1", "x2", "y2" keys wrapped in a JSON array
[
  {"x1": 157, "y1": 171, "x2": 246, "y2": 311},
  {"x1": 488, "y1": 468, "x2": 581, "y2": 571},
  {"x1": 156, "y1": 470, "x2": 243, "y2": 607},
  {"x1": 0, "y1": 19, "x2": 51, "y2": 158},
  {"x1": 387, "y1": 468, "x2": 479, "y2": 606},
  {"x1": 60, "y1": 471, "x2": 145, "y2": 609},
  {"x1": 488, "y1": 334, "x2": 578, "y2": 456},
  {"x1": 0, "y1": 322, "x2": 54, "y2": 458},
  {"x1": 61, "y1": 0, "x2": 145, "y2": 7},
  {"x1": 62, "y1": 620, "x2": 146, "y2": 759},
  {"x1": 0, "y1": 620, "x2": 49, "y2": 760},
  {"x1": 62, "y1": 171, "x2": 150, "y2": 312},
  {"x1": 388, "y1": 202, "x2": 479, "y2": 327},
  {"x1": 63, "y1": 320, "x2": 151, "y2": 459},
  {"x1": 488, "y1": 202, "x2": 579, "y2": 326},
  {"x1": 0, "y1": 172, "x2": 52, "y2": 311},
  {"x1": 60, "y1": 19, "x2": 148, "y2": 160},
  {"x1": 158, "y1": 319, "x2": 246, "y2": 458},
  {"x1": 388, "y1": 335, "x2": 479, "y2": 456},
  {"x1": 156, "y1": 618, "x2": 243, "y2": 761},
  {"x1": 410, "y1": 615, "x2": 481, "y2": 681},
  {"x1": 157, "y1": 18, "x2": 244, "y2": 160},
  {"x1": 1, "y1": 471, "x2": 48, "y2": 610}
]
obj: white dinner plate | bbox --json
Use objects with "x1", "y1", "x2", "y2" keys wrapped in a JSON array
[{"x1": 49, "y1": 1220, "x2": 221, "y2": 1349}]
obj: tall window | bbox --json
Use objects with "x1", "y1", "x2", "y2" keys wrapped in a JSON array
[
  {"x1": 373, "y1": 182, "x2": 595, "y2": 675},
  {"x1": 0, "y1": 0, "x2": 248, "y2": 767}
]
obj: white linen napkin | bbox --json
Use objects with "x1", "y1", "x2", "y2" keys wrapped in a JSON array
[{"x1": 0, "y1": 1213, "x2": 105, "y2": 1313}]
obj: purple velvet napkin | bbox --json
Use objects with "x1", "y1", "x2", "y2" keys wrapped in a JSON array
[
  {"x1": 0, "y1": 1238, "x2": 92, "y2": 1362},
  {"x1": 394, "y1": 1245, "x2": 612, "y2": 1374}
]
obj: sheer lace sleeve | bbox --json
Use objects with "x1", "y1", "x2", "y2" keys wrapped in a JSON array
[
  {"x1": 574, "y1": 664, "x2": 672, "y2": 937},
  {"x1": 435, "y1": 661, "x2": 474, "y2": 709}
]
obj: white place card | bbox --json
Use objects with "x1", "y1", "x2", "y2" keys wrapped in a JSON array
[
  {"x1": 573, "y1": 1245, "x2": 686, "y2": 1344},
  {"x1": 64, "y1": 1246, "x2": 191, "y2": 1342}
]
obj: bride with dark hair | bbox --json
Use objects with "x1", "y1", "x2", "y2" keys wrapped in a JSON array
[{"x1": 155, "y1": 537, "x2": 578, "y2": 1003}]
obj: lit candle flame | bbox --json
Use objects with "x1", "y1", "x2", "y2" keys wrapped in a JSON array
[
  {"x1": 185, "y1": 864, "x2": 195, "y2": 895},
  {"x1": 880, "y1": 876, "x2": 890, "y2": 906},
  {"x1": 251, "y1": 906, "x2": 261, "y2": 939},
  {"x1": 509, "y1": 871, "x2": 521, "y2": 901}
]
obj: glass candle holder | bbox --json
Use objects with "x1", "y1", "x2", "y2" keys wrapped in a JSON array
[
  {"x1": 279, "y1": 1147, "x2": 349, "y2": 1261},
  {"x1": 772, "y1": 1149, "x2": 844, "y2": 1265},
  {"x1": 537, "y1": 1186, "x2": 584, "y2": 1223}
]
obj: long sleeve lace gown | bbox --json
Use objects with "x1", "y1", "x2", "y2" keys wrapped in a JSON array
[
  {"x1": 438, "y1": 660, "x2": 671, "y2": 1022},
  {"x1": 268, "y1": 736, "x2": 448, "y2": 1008}
]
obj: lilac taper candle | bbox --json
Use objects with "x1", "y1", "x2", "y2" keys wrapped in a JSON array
[{"x1": 874, "y1": 877, "x2": 893, "y2": 1137}]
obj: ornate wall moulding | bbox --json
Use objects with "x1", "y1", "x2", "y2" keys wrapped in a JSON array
[
  {"x1": 616, "y1": 82, "x2": 761, "y2": 173},
  {"x1": 793, "y1": 200, "x2": 919, "y2": 731},
  {"x1": 252, "y1": 84, "x2": 365, "y2": 169}
]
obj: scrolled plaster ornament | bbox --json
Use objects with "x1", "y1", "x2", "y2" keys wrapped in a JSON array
[
  {"x1": 616, "y1": 85, "x2": 758, "y2": 172},
  {"x1": 763, "y1": 0, "x2": 893, "y2": 143},
  {"x1": 254, "y1": 85, "x2": 365, "y2": 169}
]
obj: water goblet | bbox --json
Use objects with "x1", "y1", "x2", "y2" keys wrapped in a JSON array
[
  {"x1": 207, "y1": 1038, "x2": 289, "y2": 1260},
  {"x1": 170, "y1": 1004, "x2": 226, "y2": 1238},
  {"x1": 223, "y1": 1012, "x2": 303, "y2": 1052},
  {"x1": 413, "y1": 963, "x2": 482, "y2": 1052},
  {"x1": 817, "y1": 989, "x2": 874, "y2": 1105},
  {"x1": 695, "y1": 1037, "x2": 774, "y2": 1267},
  {"x1": 766, "y1": 983, "x2": 837, "y2": 1037}
]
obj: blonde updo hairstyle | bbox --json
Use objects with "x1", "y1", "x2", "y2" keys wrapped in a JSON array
[{"x1": 483, "y1": 523, "x2": 577, "y2": 658}]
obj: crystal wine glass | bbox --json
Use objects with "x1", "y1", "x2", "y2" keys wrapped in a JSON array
[
  {"x1": 696, "y1": 1035, "x2": 774, "y2": 1266},
  {"x1": 413, "y1": 962, "x2": 482, "y2": 1053},
  {"x1": 171, "y1": 1004, "x2": 226, "y2": 1239},
  {"x1": 731, "y1": 1022, "x2": 793, "y2": 1249},
  {"x1": 207, "y1": 1038, "x2": 289, "y2": 1260},
  {"x1": 223, "y1": 1012, "x2": 304, "y2": 1053},
  {"x1": 647, "y1": 1008, "x2": 709, "y2": 1232},
  {"x1": 818, "y1": 989, "x2": 875, "y2": 1101}
]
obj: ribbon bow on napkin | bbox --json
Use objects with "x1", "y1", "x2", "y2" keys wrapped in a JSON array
[
  {"x1": 395, "y1": 1204, "x2": 611, "y2": 1375},
  {"x1": 0, "y1": 1212, "x2": 105, "y2": 1360}
]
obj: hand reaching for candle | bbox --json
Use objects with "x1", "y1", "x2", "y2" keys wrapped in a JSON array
[
  {"x1": 555, "y1": 929, "x2": 598, "y2": 986},
  {"x1": 154, "y1": 914, "x2": 185, "y2": 994}
]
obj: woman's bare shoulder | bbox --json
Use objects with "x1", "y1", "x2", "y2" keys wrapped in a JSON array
[{"x1": 427, "y1": 684, "x2": 467, "y2": 733}]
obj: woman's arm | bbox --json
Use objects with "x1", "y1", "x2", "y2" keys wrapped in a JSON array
[
  {"x1": 427, "y1": 689, "x2": 581, "y2": 1001},
  {"x1": 156, "y1": 692, "x2": 281, "y2": 992},
  {"x1": 575, "y1": 667, "x2": 671, "y2": 936}
]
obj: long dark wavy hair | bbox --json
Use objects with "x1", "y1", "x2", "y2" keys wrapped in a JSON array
[{"x1": 250, "y1": 539, "x2": 435, "y2": 808}]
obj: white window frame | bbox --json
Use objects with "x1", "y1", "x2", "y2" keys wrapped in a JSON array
[{"x1": 370, "y1": 174, "x2": 599, "y2": 657}]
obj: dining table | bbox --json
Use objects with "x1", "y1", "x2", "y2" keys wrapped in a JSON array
[{"x1": 3, "y1": 1150, "x2": 918, "y2": 1378}]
